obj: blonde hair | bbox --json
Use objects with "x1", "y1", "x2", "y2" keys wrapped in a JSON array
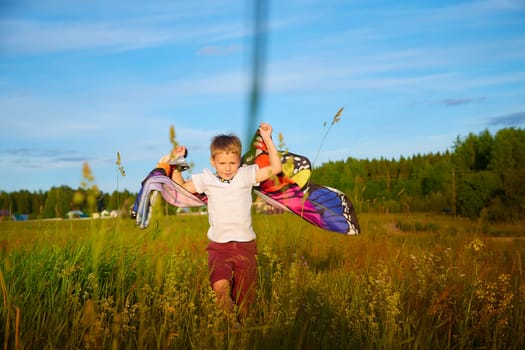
[{"x1": 210, "y1": 134, "x2": 242, "y2": 158}]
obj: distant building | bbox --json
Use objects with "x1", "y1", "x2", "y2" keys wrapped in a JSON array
[{"x1": 66, "y1": 210, "x2": 88, "y2": 219}]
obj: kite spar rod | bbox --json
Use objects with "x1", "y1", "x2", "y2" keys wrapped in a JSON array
[{"x1": 244, "y1": 0, "x2": 268, "y2": 149}]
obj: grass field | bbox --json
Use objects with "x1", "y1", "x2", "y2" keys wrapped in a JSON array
[{"x1": 1, "y1": 212, "x2": 524, "y2": 349}]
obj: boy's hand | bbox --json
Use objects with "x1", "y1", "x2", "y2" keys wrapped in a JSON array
[
  {"x1": 258, "y1": 122, "x2": 273, "y2": 139},
  {"x1": 158, "y1": 145, "x2": 187, "y2": 164},
  {"x1": 173, "y1": 145, "x2": 187, "y2": 159}
]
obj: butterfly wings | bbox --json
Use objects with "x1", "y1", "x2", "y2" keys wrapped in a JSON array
[
  {"x1": 254, "y1": 179, "x2": 361, "y2": 235},
  {"x1": 244, "y1": 132, "x2": 361, "y2": 235}
]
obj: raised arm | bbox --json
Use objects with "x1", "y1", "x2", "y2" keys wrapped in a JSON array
[
  {"x1": 158, "y1": 146, "x2": 197, "y2": 193},
  {"x1": 255, "y1": 122, "x2": 282, "y2": 183}
]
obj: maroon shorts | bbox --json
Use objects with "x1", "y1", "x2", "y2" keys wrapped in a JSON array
[{"x1": 207, "y1": 240, "x2": 257, "y2": 311}]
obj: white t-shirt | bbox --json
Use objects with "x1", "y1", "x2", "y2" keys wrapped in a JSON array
[{"x1": 192, "y1": 165, "x2": 258, "y2": 243}]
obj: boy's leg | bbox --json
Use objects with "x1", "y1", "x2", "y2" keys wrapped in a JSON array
[
  {"x1": 207, "y1": 242, "x2": 235, "y2": 313},
  {"x1": 231, "y1": 241, "x2": 257, "y2": 318},
  {"x1": 212, "y1": 279, "x2": 234, "y2": 313}
]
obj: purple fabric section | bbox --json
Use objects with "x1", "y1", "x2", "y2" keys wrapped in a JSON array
[
  {"x1": 256, "y1": 183, "x2": 324, "y2": 229},
  {"x1": 135, "y1": 175, "x2": 206, "y2": 228},
  {"x1": 154, "y1": 176, "x2": 208, "y2": 207},
  {"x1": 256, "y1": 182, "x2": 360, "y2": 235}
]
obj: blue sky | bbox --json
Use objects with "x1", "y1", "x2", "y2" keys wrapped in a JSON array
[{"x1": 1, "y1": 0, "x2": 524, "y2": 194}]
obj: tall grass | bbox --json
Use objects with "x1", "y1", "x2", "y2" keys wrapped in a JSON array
[{"x1": 1, "y1": 213, "x2": 524, "y2": 349}]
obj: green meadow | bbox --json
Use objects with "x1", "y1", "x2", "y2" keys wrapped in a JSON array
[{"x1": 1, "y1": 212, "x2": 524, "y2": 349}]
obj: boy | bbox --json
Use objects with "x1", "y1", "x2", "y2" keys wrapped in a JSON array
[{"x1": 170, "y1": 122, "x2": 281, "y2": 319}]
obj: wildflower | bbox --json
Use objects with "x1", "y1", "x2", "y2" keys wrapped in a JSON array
[
  {"x1": 116, "y1": 152, "x2": 126, "y2": 176},
  {"x1": 170, "y1": 125, "x2": 178, "y2": 151},
  {"x1": 315, "y1": 107, "x2": 344, "y2": 167},
  {"x1": 473, "y1": 273, "x2": 514, "y2": 333},
  {"x1": 331, "y1": 106, "x2": 344, "y2": 125},
  {"x1": 278, "y1": 132, "x2": 286, "y2": 150},
  {"x1": 82, "y1": 161, "x2": 95, "y2": 183},
  {"x1": 465, "y1": 238, "x2": 484, "y2": 252},
  {"x1": 76, "y1": 162, "x2": 100, "y2": 214}
]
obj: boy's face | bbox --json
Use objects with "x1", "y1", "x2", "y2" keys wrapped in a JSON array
[{"x1": 210, "y1": 152, "x2": 240, "y2": 181}]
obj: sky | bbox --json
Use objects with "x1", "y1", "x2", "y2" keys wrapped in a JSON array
[{"x1": 1, "y1": 0, "x2": 524, "y2": 195}]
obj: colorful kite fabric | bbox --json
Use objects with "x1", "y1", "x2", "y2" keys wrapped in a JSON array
[
  {"x1": 242, "y1": 131, "x2": 361, "y2": 235},
  {"x1": 131, "y1": 168, "x2": 164, "y2": 218},
  {"x1": 304, "y1": 184, "x2": 360, "y2": 235},
  {"x1": 132, "y1": 168, "x2": 207, "y2": 228}
]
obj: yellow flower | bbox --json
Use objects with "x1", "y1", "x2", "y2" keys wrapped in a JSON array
[{"x1": 466, "y1": 238, "x2": 484, "y2": 252}]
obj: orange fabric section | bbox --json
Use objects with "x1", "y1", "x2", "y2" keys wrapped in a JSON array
[
  {"x1": 255, "y1": 152, "x2": 295, "y2": 192},
  {"x1": 155, "y1": 162, "x2": 172, "y2": 177}
]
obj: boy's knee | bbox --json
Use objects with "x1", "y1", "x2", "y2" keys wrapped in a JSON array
[{"x1": 212, "y1": 279, "x2": 230, "y2": 295}]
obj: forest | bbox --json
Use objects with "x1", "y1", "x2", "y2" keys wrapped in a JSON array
[{"x1": 1, "y1": 127, "x2": 524, "y2": 222}]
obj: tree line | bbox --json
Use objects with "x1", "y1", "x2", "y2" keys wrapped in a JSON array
[
  {"x1": 311, "y1": 127, "x2": 524, "y2": 221},
  {"x1": 0, "y1": 187, "x2": 137, "y2": 220},
  {"x1": 1, "y1": 127, "x2": 524, "y2": 221}
]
